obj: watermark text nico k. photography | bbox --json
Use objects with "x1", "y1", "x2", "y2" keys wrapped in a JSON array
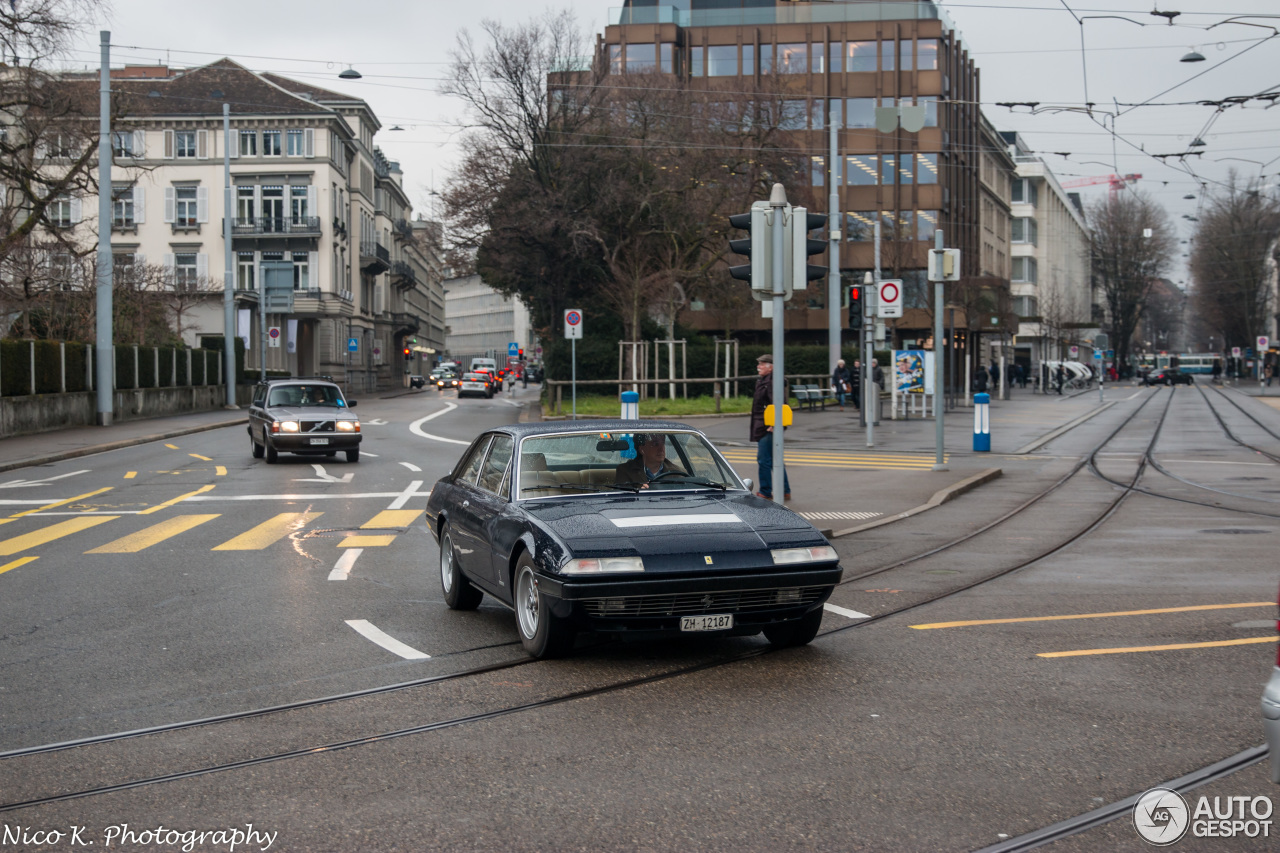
[{"x1": 1, "y1": 823, "x2": 278, "y2": 851}]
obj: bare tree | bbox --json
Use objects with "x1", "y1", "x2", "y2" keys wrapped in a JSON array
[
  {"x1": 1087, "y1": 192, "x2": 1176, "y2": 373},
  {"x1": 1189, "y1": 174, "x2": 1280, "y2": 351}
]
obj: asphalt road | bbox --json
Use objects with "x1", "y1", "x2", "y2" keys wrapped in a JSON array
[{"x1": 1, "y1": 382, "x2": 1277, "y2": 852}]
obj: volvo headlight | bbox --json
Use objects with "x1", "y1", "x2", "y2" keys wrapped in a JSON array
[
  {"x1": 770, "y1": 546, "x2": 838, "y2": 565},
  {"x1": 276, "y1": 420, "x2": 300, "y2": 433},
  {"x1": 336, "y1": 420, "x2": 358, "y2": 432},
  {"x1": 561, "y1": 556, "x2": 645, "y2": 575}
]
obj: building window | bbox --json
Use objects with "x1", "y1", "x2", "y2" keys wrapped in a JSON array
[
  {"x1": 846, "y1": 155, "x2": 878, "y2": 186},
  {"x1": 1012, "y1": 178, "x2": 1038, "y2": 205},
  {"x1": 239, "y1": 130, "x2": 257, "y2": 156},
  {"x1": 846, "y1": 41, "x2": 876, "y2": 73},
  {"x1": 1012, "y1": 257, "x2": 1038, "y2": 283},
  {"x1": 237, "y1": 252, "x2": 255, "y2": 290},
  {"x1": 846, "y1": 97, "x2": 875, "y2": 129},
  {"x1": 609, "y1": 44, "x2": 622, "y2": 74},
  {"x1": 917, "y1": 210, "x2": 940, "y2": 241},
  {"x1": 896, "y1": 155, "x2": 914, "y2": 185},
  {"x1": 175, "y1": 131, "x2": 196, "y2": 158},
  {"x1": 49, "y1": 196, "x2": 73, "y2": 228},
  {"x1": 886, "y1": 211, "x2": 915, "y2": 238},
  {"x1": 880, "y1": 154, "x2": 898, "y2": 186},
  {"x1": 809, "y1": 42, "x2": 825, "y2": 73},
  {"x1": 111, "y1": 131, "x2": 134, "y2": 157},
  {"x1": 286, "y1": 129, "x2": 305, "y2": 156},
  {"x1": 918, "y1": 39, "x2": 940, "y2": 71},
  {"x1": 1012, "y1": 217, "x2": 1038, "y2": 245},
  {"x1": 175, "y1": 186, "x2": 198, "y2": 227},
  {"x1": 741, "y1": 43, "x2": 754, "y2": 74},
  {"x1": 112, "y1": 184, "x2": 135, "y2": 228},
  {"x1": 261, "y1": 185, "x2": 285, "y2": 232},
  {"x1": 262, "y1": 129, "x2": 282, "y2": 156},
  {"x1": 174, "y1": 253, "x2": 198, "y2": 289},
  {"x1": 659, "y1": 43, "x2": 674, "y2": 74},
  {"x1": 758, "y1": 43, "x2": 775, "y2": 75},
  {"x1": 708, "y1": 45, "x2": 736, "y2": 77},
  {"x1": 1013, "y1": 295, "x2": 1038, "y2": 317},
  {"x1": 846, "y1": 212, "x2": 875, "y2": 242},
  {"x1": 626, "y1": 43, "x2": 656, "y2": 72},
  {"x1": 292, "y1": 251, "x2": 309, "y2": 290},
  {"x1": 690, "y1": 45, "x2": 704, "y2": 76},
  {"x1": 828, "y1": 41, "x2": 843, "y2": 73},
  {"x1": 237, "y1": 186, "x2": 255, "y2": 225},
  {"x1": 917, "y1": 153, "x2": 939, "y2": 184},
  {"x1": 290, "y1": 186, "x2": 310, "y2": 223},
  {"x1": 811, "y1": 155, "x2": 825, "y2": 187},
  {"x1": 779, "y1": 100, "x2": 807, "y2": 130}
]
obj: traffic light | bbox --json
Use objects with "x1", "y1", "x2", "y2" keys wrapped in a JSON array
[
  {"x1": 403, "y1": 347, "x2": 411, "y2": 360},
  {"x1": 728, "y1": 202, "x2": 771, "y2": 291},
  {"x1": 792, "y1": 209, "x2": 828, "y2": 290},
  {"x1": 518, "y1": 348, "x2": 525, "y2": 361},
  {"x1": 849, "y1": 284, "x2": 863, "y2": 329}
]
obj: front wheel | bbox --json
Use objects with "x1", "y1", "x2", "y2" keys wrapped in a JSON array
[
  {"x1": 265, "y1": 440, "x2": 279, "y2": 464},
  {"x1": 513, "y1": 554, "x2": 574, "y2": 659},
  {"x1": 251, "y1": 433, "x2": 264, "y2": 459},
  {"x1": 763, "y1": 607, "x2": 823, "y2": 649},
  {"x1": 346, "y1": 448, "x2": 360, "y2": 463},
  {"x1": 439, "y1": 528, "x2": 483, "y2": 610}
]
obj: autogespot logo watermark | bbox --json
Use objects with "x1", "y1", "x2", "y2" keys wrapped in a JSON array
[{"x1": 1133, "y1": 787, "x2": 1274, "y2": 845}]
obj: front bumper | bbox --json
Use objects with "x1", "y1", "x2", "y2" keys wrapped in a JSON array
[
  {"x1": 1263, "y1": 665, "x2": 1280, "y2": 784},
  {"x1": 536, "y1": 565, "x2": 842, "y2": 635},
  {"x1": 271, "y1": 433, "x2": 361, "y2": 453}
]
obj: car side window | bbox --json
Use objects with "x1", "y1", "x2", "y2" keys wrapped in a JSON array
[
  {"x1": 455, "y1": 436, "x2": 491, "y2": 487},
  {"x1": 477, "y1": 435, "x2": 513, "y2": 496}
]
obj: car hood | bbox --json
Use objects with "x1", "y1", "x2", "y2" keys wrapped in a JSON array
[
  {"x1": 267, "y1": 406, "x2": 357, "y2": 418},
  {"x1": 523, "y1": 492, "x2": 824, "y2": 571}
]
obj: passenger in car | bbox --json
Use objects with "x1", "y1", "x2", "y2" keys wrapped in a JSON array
[{"x1": 614, "y1": 433, "x2": 684, "y2": 487}]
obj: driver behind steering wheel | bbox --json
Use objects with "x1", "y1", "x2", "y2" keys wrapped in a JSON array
[{"x1": 614, "y1": 433, "x2": 685, "y2": 487}]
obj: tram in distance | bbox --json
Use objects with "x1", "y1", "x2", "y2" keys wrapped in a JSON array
[{"x1": 1136, "y1": 353, "x2": 1219, "y2": 375}]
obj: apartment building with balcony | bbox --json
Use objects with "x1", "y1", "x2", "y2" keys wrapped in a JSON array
[
  {"x1": 1000, "y1": 131, "x2": 1093, "y2": 370},
  {"x1": 601, "y1": 0, "x2": 985, "y2": 345},
  {"x1": 27, "y1": 59, "x2": 442, "y2": 392}
]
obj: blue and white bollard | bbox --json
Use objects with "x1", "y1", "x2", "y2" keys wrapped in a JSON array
[
  {"x1": 621, "y1": 391, "x2": 639, "y2": 420},
  {"x1": 973, "y1": 392, "x2": 990, "y2": 452}
]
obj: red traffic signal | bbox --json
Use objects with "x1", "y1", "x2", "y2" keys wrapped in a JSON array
[
  {"x1": 850, "y1": 286, "x2": 860, "y2": 302},
  {"x1": 402, "y1": 348, "x2": 411, "y2": 358}
]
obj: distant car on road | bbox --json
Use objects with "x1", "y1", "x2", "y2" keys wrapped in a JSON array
[
  {"x1": 435, "y1": 371, "x2": 460, "y2": 391},
  {"x1": 458, "y1": 372, "x2": 493, "y2": 399},
  {"x1": 425, "y1": 421, "x2": 842, "y2": 659},
  {"x1": 409, "y1": 374, "x2": 426, "y2": 389},
  {"x1": 1143, "y1": 368, "x2": 1193, "y2": 386},
  {"x1": 248, "y1": 378, "x2": 360, "y2": 464}
]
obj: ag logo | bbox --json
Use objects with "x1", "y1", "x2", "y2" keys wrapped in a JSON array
[{"x1": 1133, "y1": 787, "x2": 1189, "y2": 845}]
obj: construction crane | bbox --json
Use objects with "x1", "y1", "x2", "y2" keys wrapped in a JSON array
[{"x1": 1060, "y1": 173, "x2": 1143, "y2": 196}]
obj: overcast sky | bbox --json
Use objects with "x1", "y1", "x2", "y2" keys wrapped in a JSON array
[{"x1": 68, "y1": 0, "x2": 1280, "y2": 287}]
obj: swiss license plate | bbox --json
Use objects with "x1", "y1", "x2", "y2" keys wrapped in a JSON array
[
  {"x1": 681, "y1": 614, "x2": 733, "y2": 632},
  {"x1": 309, "y1": 437, "x2": 329, "y2": 445}
]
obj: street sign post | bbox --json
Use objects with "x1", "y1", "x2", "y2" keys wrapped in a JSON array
[
  {"x1": 508, "y1": 341, "x2": 519, "y2": 358},
  {"x1": 1258, "y1": 336, "x2": 1270, "y2": 351},
  {"x1": 348, "y1": 338, "x2": 358, "y2": 353},
  {"x1": 564, "y1": 309, "x2": 583, "y2": 418},
  {"x1": 877, "y1": 279, "x2": 903, "y2": 318},
  {"x1": 1232, "y1": 346, "x2": 1242, "y2": 358},
  {"x1": 268, "y1": 327, "x2": 281, "y2": 348}
]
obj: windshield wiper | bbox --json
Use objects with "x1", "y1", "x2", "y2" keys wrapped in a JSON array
[
  {"x1": 521, "y1": 483, "x2": 632, "y2": 494},
  {"x1": 648, "y1": 472, "x2": 727, "y2": 490}
]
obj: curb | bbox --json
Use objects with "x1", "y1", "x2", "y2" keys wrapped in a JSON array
[
  {"x1": 827, "y1": 467, "x2": 1003, "y2": 539},
  {"x1": 0, "y1": 417, "x2": 248, "y2": 474}
]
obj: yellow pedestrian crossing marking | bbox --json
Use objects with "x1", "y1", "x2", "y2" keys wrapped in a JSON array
[
  {"x1": 190, "y1": 453, "x2": 212, "y2": 461},
  {"x1": 139, "y1": 484, "x2": 216, "y2": 515},
  {"x1": 10, "y1": 487, "x2": 113, "y2": 519},
  {"x1": 86, "y1": 515, "x2": 220, "y2": 554},
  {"x1": 911, "y1": 602, "x2": 1274, "y2": 630},
  {"x1": 0, "y1": 556, "x2": 38, "y2": 575},
  {"x1": 165, "y1": 444, "x2": 179, "y2": 449},
  {"x1": 339, "y1": 535, "x2": 396, "y2": 548},
  {"x1": 362, "y1": 510, "x2": 424, "y2": 529},
  {"x1": 212, "y1": 512, "x2": 323, "y2": 551},
  {"x1": 215, "y1": 466, "x2": 227, "y2": 476},
  {"x1": 1039, "y1": 636, "x2": 1277, "y2": 658},
  {"x1": 124, "y1": 471, "x2": 137, "y2": 479},
  {"x1": 0, "y1": 517, "x2": 118, "y2": 556}
]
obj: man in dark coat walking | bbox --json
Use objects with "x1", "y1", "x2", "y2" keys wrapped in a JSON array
[{"x1": 750, "y1": 354, "x2": 790, "y2": 501}]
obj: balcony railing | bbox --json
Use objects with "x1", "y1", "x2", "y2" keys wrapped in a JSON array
[
  {"x1": 230, "y1": 216, "x2": 322, "y2": 237},
  {"x1": 359, "y1": 240, "x2": 391, "y2": 274},
  {"x1": 391, "y1": 260, "x2": 417, "y2": 286}
]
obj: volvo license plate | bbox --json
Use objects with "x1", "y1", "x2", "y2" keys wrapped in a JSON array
[
  {"x1": 680, "y1": 614, "x2": 732, "y2": 632},
  {"x1": 309, "y1": 438, "x2": 329, "y2": 445}
]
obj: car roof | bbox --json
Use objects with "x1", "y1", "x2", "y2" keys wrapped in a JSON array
[{"x1": 480, "y1": 419, "x2": 700, "y2": 441}]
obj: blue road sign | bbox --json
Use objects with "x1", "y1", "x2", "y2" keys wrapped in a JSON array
[
  {"x1": 1093, "y1": 350, "x2": 1102, "y2": 359},
  {"x1": 1106, "y1": 350, "x2": 1114, "y2": 358},
  {"x1": 348, "y1": 337, "x2": 359, "y2": 352},
  {"x1": 508, "y1": 341, "x2": 519, "y2": 357}
]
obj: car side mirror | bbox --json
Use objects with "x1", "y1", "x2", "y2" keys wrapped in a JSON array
[
  {"x1": 742, "y1": 478, "x2": 754, "y2": 493},
  {"x1": 346, "y1": 400, "x2": 357, "y2": 408}
]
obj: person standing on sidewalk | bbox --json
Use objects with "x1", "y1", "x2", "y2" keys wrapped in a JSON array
[
  {"x1": 832, "y1": 359, "x2": 852, "y2": 411},
  {"x1": 750, "y1": 354, "x2": 790, "y2": 501},
  {"x1": 989, "y1": 361, "x2": 1000, "y2": 393}
]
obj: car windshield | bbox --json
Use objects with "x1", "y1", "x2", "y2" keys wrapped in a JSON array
[
  {"x1": 267, "y1": 384, "x2": 345, "y2": 407},
  {"x1": 517, "y1": 431, "x2": 742, "y2": 499}
]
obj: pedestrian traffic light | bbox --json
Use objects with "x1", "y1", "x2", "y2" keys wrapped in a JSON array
[
  {"x1": 792, "y1": 209, "x2": 828, "y2": 290},
  {"x1": 728, "y1": 202, "x2": 771, "y2": 291},
  {"x1": 849, "y1": 285, "x2": 863, "y2": 329}
]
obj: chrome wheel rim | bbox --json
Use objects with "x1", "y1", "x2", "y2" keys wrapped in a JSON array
[
  {"x1": 440, "y1": 534, "x2": 454, "y2": 594},
  {"x1": 516, "y1": 568, "x2": 538, "y2": 639}
]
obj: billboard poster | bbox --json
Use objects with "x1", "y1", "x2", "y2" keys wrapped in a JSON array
[{"x1": 893, "y1": 350, "x2": 926, "y2": 393}]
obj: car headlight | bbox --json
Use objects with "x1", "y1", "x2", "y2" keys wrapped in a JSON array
[
  {"x1": 770, "y1": 546, "x2": 838, "y2": 565},
  {"x1": 561, "y1": 556, "x2": 645, "y2": 575},
  {"x1": 276, "y1": 420, "x2": 300, "y2": 433},
  {"x1": 336, "y1": 421, "x2": 358, "y2": 432}
]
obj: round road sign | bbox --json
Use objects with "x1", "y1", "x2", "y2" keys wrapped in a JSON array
[
  {"x1": 879, "y1": 282, "x2": 899, "y2": 303},
  {"x1": 268, "y1": 327, "x2": 280, "y2": 339},
  {"x1": 566, "y1": 310, "x2": 582, "y2": 326}
]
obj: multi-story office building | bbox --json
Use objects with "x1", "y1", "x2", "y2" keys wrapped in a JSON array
[
  {"x1": 22, "y1": 59, "x2": 443, "y2": 391},
  {"x1": 444, "y1": 273, "x2": 539, "y2": 366},
  {"x1": 1000, "y1": 131, "x2": 1093, "y2": 370},
  {"x1": 602, "y1": 0, "x2": 987, "y2": 344}
]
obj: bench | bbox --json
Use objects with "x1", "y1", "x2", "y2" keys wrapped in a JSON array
[
  {"x1": 792, "y1": 385, "x2": 817, "y2": 411},
  {"x1": 807, "y1": 384, "x2": 836, "y2": 410}
]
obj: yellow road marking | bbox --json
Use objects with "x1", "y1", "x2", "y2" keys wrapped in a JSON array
[
  {"x1": 124, "y1": 471, "x2": 137, "y2": 479},
  {"x1": 0, "y1": 517, "x2": 118, "y2": 556},
  {"x1": 339, "y1": 535, "x2": 396, "y2": 548},
  {"x1": 165, "y1": 444, "x2": 178, "y2": 449},
  {"x1": 138, "y1": 484, "x2": 216, "y2": 515},
  {"x1": 189, "y1": 453, "x2": 212, "y2": 462},
  {"x1": 362, "y1": 510, "x2": 423, "y2": 529},
  {"x1": 86, "y1": 514, "x2": 220, "y2": 554},
  {"x1": 11, "y1": 487, "x2": 114, "y2": 519},
  {"x1": 1039, "y1": 636, "x2": 1278, "y2": 658},
  {"x1": 911, "y1": 602, "x2": 1275, "y2": 630},
  {"x1": 212, "y1": 512, "x2": 322, "y2": 550},
  {"x1": 215, "y1": 466, "x2": 226, "y2": 477},
  {"x1": 0, "y1": 556, "x2": 38, "y2": 575}
]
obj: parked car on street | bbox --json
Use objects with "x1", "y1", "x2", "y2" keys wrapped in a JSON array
[
  {"x1": 247, "y1": 378, "x2": 360, "y2": 463},
  {"x1": 425, "y1": 421, "x2": 842, "y2": 659},
  {"x1": 409, "y1": 374, "x2": 426, "y2": 389}
]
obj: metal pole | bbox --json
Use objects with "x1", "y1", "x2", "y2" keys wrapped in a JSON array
[
  {"x1": 868, "y1": 217, "x2": 880, "y2": 447},
  {"x1": 770, "y1": 183, "x2": 787, "y2": 504},
  {"x1": 933, "y1": 230, "x2": 947, "y2": 470},
  {"x1": 94, "y1": 31, "x2": 113, "y2": 426},
  {"x1": 828, "y1": 100, "x2": 841, "y2": 376},
  {"x1": 259, "y1": 270, "x2": 267, "y2": 381},
  {"x1": 222, "y1": 104, "x2": 236, "y2": 408},
  {"x1": 571, "y1": 336, "x2": 577, "y2": 420}
]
